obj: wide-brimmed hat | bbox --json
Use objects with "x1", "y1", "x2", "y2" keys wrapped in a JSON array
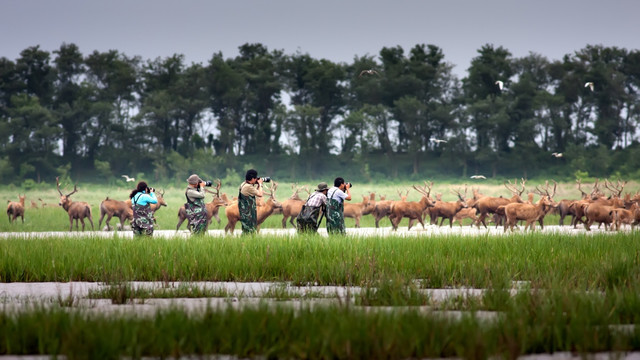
[
  {"x1": 187, "y1": 174, "x2": 203, "y2": 185},
  {"x1": 316, "y1": 182, "x2": 329, "y2": 192}
]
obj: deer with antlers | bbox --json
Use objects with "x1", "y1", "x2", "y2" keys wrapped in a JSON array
[
  {"x1": 6, "y1": 194, "x2": 26, "y2": 224},
  {"x1": 473, "y1": 178, "x2": 526, "y2": 228},
  {"x1": 428, "y1": 187, "x2": 469, "y2": 228},
  {"x1": 503, "y1": 180, "x2": 557, "y2": 232},
  {"x1": 224, "y1": 182, "x2": 282, "y2": 234},
  {"x1": 388, "y1": 182, "x2": 435, "y2": 230},
  {"x1": 372, "y1": 189, "x2": 408, "y2": 228},
  {"x1": 56, "y1": 177, "x2": 94, "y2": 231},
  {"x1": 279, "y1": 184, "x2": 309, "y2": 228}
]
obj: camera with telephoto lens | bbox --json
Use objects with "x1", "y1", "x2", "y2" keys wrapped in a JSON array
[
  {"x1": 346, "y1": 182, "x2": 353, "y2": 188},
  {"x1": 260, "y1": 177, "x2": 271, "y2": 183},
  {"x1": 203, "y1": 181, "x2": 213, "y2": 187}
]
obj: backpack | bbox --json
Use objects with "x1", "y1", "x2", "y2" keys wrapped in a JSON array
[{"x1": 296, "y1": 193, "x2": 325, "y2": 233}]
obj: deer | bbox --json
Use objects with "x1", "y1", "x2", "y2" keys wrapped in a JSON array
[
  {"x1": 344, "y1": 194, "x2": 376, "y2": 228},
  {"x1": 176, "y1": 180, "x2": 228, "y2": 230},
  {"x1": 503, "y1": 181, "x2": 557, "y2": 232},
  {"x1": 280, "y1": 184, "x2": 309, "y2": 228},
  {"x1": 38, "y1": 198, "x2": 59, "y2": 208},
  {"x1": 389, "y1": 182, "x2": 435, "y2": 231},
  {"x1": 98, "y1": 197, "x2": 133, "y2": 231},
  {"x1": 473, "y1": 178, "x2": 526, "y2": 228},
  {"x1": 224, "y1": 181, "x2": 282, "y2": 234},
  {"x1": 56, "y1": 177, "x2": 94, "y2": 231},
  {"x1": 6, "y1": 194, "x2": 26, "y2": 224},
  {"x1": 452, "y1": 207, "x2": 479, "y2": 227},
  {"x1": 30, "y1": 199, "x2": 39, "y2": 209},
  {"x1": 372, "y1": 189, "x2": 408, "y2": 228},
  {"x1": 429, "y1": 187, "x2": 469, "y2": 228},
  {"x1": 609, "y1": 203, "x2": 640, "y2": 231}
]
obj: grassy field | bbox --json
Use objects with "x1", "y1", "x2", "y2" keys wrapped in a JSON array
[
  {"x1": 2, "y1": 233, "x2": 638, "y2": 289},
  {"x1": 1, "y1": 233, "x2": 640, "y2": 358},
  {"x1": 3, "y1": 180, "x2": 639, "y2": 232}
]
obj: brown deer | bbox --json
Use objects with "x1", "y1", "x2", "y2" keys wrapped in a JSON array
[
  {"x1": 176, "y1": 180, "x2": 228, "y2": 230},
  {"x1": 30, "y1": 199, "x2": 39, "y2": 209},
  {"x1": 503, "y1": 181, "x2": 557, "y2": 232},
  {"x1": 98, "y1": 197, "x2": 133, "y2": 231},
  {"x1": 279, "y1": 184, "x2": 308, "y2": 228},
  {"x1": 429, "y1": 187, "x2": 469, "y2": 227},
  {"x1": 6, "y1": 194, "x2": 26, "y2": 224},
  {"x1": 150, "y1": 189, "x2": 168, "y2": 213},
  {"x1": 56, "y1": 177, "x2": 94, "y2": 231},
  {"x1": 344, "y1": 195, "x2": 375, "y2": 228},
  {"x1": 609, "y1": 203, "x2": 639, "y2": 231},
  {"x1": 473, "y1": 178, "x2": 526, "y2": 228},
  {"x1": 224, "y1": 182, "x2": 282, "y2": 234},
  {"x1": 38, "y1": 198, "x2": 59, "y2": 208},
  {"x1": 389, "y1": 182, "x2": 435, "y2": 230},
  {"x1": 372, "y1": 189, "x2": 408, "y2": 228}
]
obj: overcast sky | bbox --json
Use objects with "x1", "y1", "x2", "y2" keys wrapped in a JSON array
[{"x1": 1, "y1": 0, "x2": 639, "y2": 78}]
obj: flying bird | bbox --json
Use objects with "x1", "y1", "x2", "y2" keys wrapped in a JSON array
[
  {"x1": 121, "y1": 175, "x2": 135, "y2": 182},
  {"x1": 495, "y1": 80, "x2": 504, "y2": 91},
  {"x1": 359, "y1": 69, "x2": 380, "y2": 78},
  {"x1": 584, "y1": 82, "x2": 594, "y2": 92},
  {"x1": 552, "y1": 152, "x2": 563, "y2": 158},
  {"x1": 470, "y1": 175, "x2": 487, "y2": 180},
  {"x1": 429, "y1": 138, "x2": 448, "y2": 144}
]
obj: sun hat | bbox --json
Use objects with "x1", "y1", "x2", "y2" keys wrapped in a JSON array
[
  {"x1": 187, "y1": 174, "x2": 203, "y2": 185},
  {"x1": 316, "y1": 182, "x2": 329, "y2": 192}
]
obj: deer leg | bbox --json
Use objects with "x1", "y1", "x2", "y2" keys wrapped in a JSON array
[
  {"x1": 407, "y1": 218, "x2": 414, "y2": 230},
  {"x1": 282, "y1": 216, "x2": 288, "y2": 228},
  {"x1": 449, "y1": 217, "x2": 454, "y2": 228},
  {"x1": 417, "y1": 216, "x2": 425, "y2": 229},
  {"x1": 478, "y1": 213, "x2": 488, "y2": 229},
  {"x1": 289, "y1": 215, "x2": 296, "y2": 227},
  {"x1": 176, "y1": 217, "x2": 185, "y2": 230},
  {"x1": 355, "y1": 216, "x2": 360, "y2": 228}
]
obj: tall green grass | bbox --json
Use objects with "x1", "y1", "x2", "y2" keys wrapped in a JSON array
[
  {"x1": 1, "y1": 233, "x2": 638, "y2": 289},
  {"x1": 2, "y1": 288, "x2": 640, "y2": 359}
]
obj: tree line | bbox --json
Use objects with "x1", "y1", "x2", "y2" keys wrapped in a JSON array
[{"x1": 1, "y1": 42, "x2": 639, "y2": 185}]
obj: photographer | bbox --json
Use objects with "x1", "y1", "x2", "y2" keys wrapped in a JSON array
[
  {"x1": 326, "y1": 177, "x2": 352, "y2": 235},
  {"x1": 184, "y1": 174, "x2": 209, "y2": 235},
  {"x1": 238, "y1": 169, "x2": 264, "y2": 235},
  {"x1": 129, "y1": 181, "x2": 158, "y2": 236},
  {"x1": 296, "y1": 182, "x2": 329, "y2": 233}
]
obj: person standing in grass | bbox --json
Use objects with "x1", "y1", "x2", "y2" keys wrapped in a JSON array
[
  {"x1": 326, "y1": 177, "x2": 351, "y2": 235},
  {"x1": 238, "y1": 169, "x2": 264, "y2": 235},
  {"x1": 184, "y1": 174, "x2": 208, "y2": 235},
  {"x1": 129, "y1": 181, "x2": 158, "y2": 236}
]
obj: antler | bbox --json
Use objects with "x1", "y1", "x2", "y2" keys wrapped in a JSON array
[
  {"x1": 504, "y1": 178, "x2": 526, "y2": 197},
  {"x1": 576, "y1": 178, "x2": 588, "y2": 199},
  {"x1": 534, "y1": 180, "x2": 557, "y2": 199},
  {"x1": 56, "y1": 177, "x2": 78, "y2": 197},
  {"x1": 264, "y1": 181, "x2": 278, "y2": 197},
  {"x1": 204, "y1": 179, "x2": 222, "y2": 198},
  {"x1": 450, "y1": 187, "x2": 466, "y2": 202},
  {"x1": 604, "y1": 178, "x2": 627, "y2": 198}
]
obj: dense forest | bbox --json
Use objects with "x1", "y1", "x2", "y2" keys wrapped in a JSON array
[{"x1": 1, "y1": 42, "x2": 639, "y2": 185}]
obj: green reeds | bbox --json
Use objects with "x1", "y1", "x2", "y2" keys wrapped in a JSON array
[
  {"x1": 1, "y1": 232, "x2": 638, "y2": 290},
  {"x1": 3, "y1": 288, "x2": 640, "y2": 359}
]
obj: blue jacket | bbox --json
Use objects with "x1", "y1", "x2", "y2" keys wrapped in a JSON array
[{"x1": 132, "y1": 191, "x2": 158, "y2": 206}]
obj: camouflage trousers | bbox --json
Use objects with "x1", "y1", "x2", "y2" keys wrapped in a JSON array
[
  {"x1": 132, "y1": 204, "x2": 154, "y2": 236},
  {"x1": 185, "y1": 199, "x2": 208, "y2": 235},
  {"x1": 326, "y1": 199, "x2": 345, "y2": 235},
  {"x1": 238, "y1": 193, "x2": 257, "y2": 235}
]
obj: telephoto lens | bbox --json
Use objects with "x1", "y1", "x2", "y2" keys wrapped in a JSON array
[
  {"x1": 261, "y1": 177, "x2": 271, "y2": 183},
  {"x1": 204, "y1": 181, "x2": 213, "y2": 187},
  {"x1": 346, "y1": 182, "x2": 353, "y2": 188}
]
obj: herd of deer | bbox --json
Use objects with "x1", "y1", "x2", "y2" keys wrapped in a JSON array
[{"x1": 5, "y1": 177, "x2": 640, "y2": 233}]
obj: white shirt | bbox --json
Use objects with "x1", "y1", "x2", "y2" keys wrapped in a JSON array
[{"x1": 327, "y1": 187, "x2": 347, "y2": 204}]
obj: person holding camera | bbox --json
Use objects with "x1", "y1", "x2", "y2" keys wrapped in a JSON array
[
  {"x1": 238, "y1": 169, "x2": 264, "y2": 234},
  {"x1": 326, "y1": 177, "x2": 352, "y2": 235},
  {"x1": 184, "y1": 174, "x2": 210, "y2": 235},
  {"x1": 129, "y1": 181, "x2": 158, "y2": 236}
]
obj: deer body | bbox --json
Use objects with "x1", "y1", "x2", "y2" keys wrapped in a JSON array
[
  {"x1": 57, "y1": 178, "x2": 94, "y2": 232},
  {"x1": 344, "y1": 196, "x2": 375, "y2": 228},
  {"x1": 99, "y1": 198, "x2": 133, "y2": 231},
  {"x1": 389, "y1": 196, "x2": 434, "y2": 230},
  {"x1": 7, "y1": 195, "x2": 25, "y2": 224},
  {"x1": 224, "y1": 182, "x2": 281, "y2": 234},
  {"x1": 503, "y1": 196, "x2": 555, "y2": 232}
]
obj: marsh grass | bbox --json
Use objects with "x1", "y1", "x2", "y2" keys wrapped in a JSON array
[
  {"x1": 3, "y1": 288, "x2": 640, "y2": 359},
  {"x1": 2, "y1": 232, "x2": 639, "y2": 290},
  {"x1": 87, "y1": 283, "x2": 236, "y2": 303}
]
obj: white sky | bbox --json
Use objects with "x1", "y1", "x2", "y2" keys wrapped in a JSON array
[{"x1": 1, "y1": 0, "x2": 639, "y2": 79}]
